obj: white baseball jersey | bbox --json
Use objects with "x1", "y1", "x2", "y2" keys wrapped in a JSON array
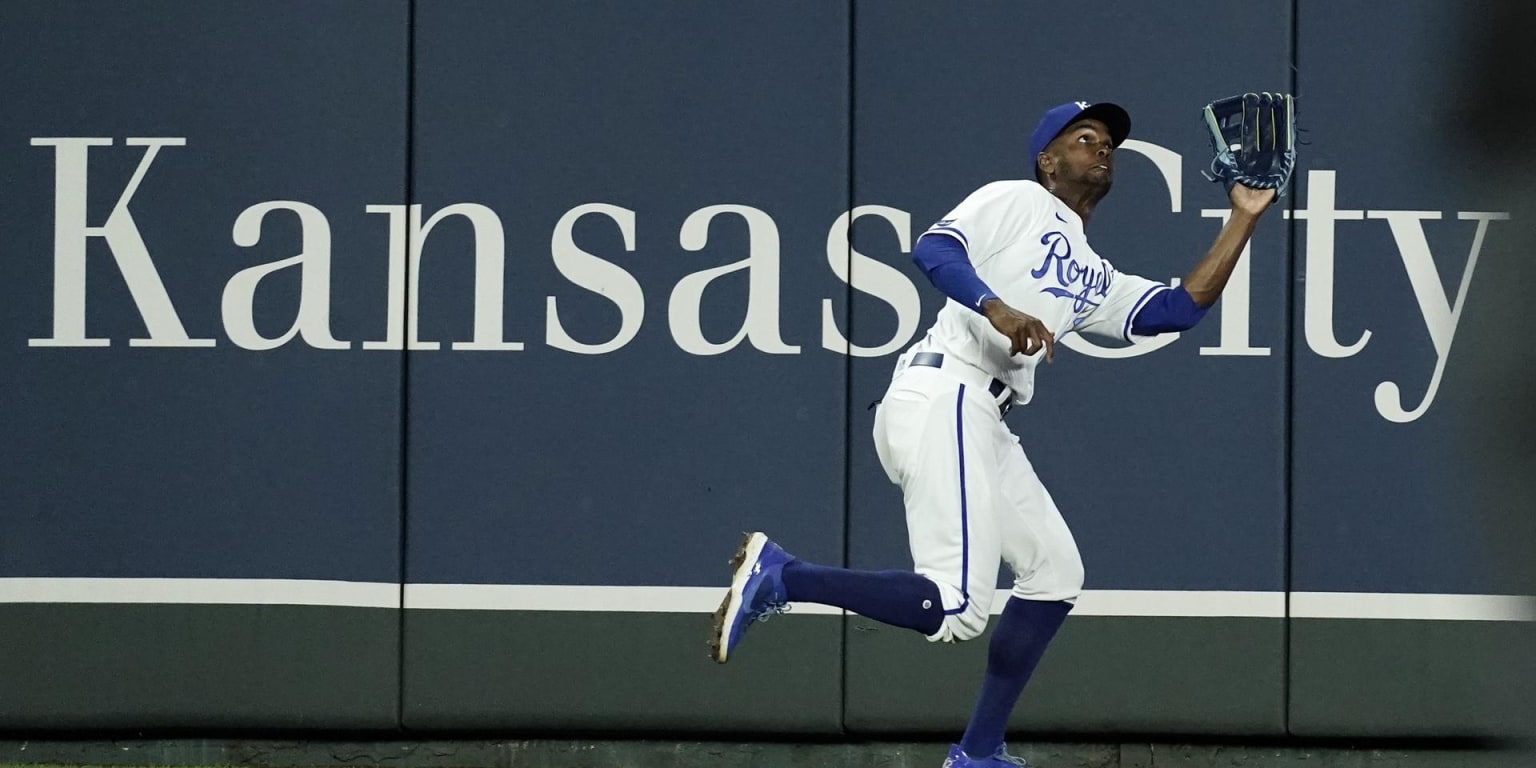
[
  {"x1": 873, "y1": 179, "x2": 1173, "y2": 642},
  {"x1": 913, "y1": 179, "x2": 1169, "y2": 404}
]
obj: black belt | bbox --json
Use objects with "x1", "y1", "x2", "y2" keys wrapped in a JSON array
[{"x1": 909, "y1": 352, "x2": 1013, "y2": 417}]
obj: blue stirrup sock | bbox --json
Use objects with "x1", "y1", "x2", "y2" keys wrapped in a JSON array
[
  {"x1": 780, "y1": 560, "x2": 944, "y2": 636},
  {"x1": 958, "y1": 597, "x2": 1074, "y2": 758}
]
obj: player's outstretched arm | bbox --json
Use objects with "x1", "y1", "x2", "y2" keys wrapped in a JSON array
[{"x1": 1181, "y1": 183, "x2": 1277, "y2": 307}]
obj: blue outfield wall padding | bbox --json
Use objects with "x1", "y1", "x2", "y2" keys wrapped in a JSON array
[
  {"x1": 0, "y1": 0, "x2": 1530, "y2": 738},
  {"x1": 0, "y1": 0, "x2": 410, "y2": 728},
  {"x1": 399, "y1": 0, "x2": 851, "y2": 732},
  {"x1": 1287, "y1": 0, "x2": 1536, "y2": 738}
]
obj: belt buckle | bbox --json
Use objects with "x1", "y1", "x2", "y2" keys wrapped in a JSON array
[{"x1": 988, "y1": 377, "x2": 1011, "y2": 417}]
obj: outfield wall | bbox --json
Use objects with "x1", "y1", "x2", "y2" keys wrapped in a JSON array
[{"x1": 1, "y1": 0, "x2": 1532, "y2": 738}]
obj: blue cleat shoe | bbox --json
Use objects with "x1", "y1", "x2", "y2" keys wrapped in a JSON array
[
  {"x1": 709, "y1": 531, "x2": 794, "y2": 663},
  {"x1": 941, "y1": 744, "x2": 1036, "y2": 768}
]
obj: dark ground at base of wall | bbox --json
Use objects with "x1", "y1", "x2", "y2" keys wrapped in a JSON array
[{"x1": 0, "y1": 739, "x2": 1532, "y2": 768}]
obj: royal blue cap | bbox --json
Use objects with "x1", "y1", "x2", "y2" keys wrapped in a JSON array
[{"x1": 1028, "y1": 101, "x2": 1132, "y2": 164}]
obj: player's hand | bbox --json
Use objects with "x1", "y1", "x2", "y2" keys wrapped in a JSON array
[
  {"x1": 982, "y1": 298, "x2": 1055, "y2": 362},
  {"x1": 1229, "y1": 183, "x2": 1277, "y2": 216}
]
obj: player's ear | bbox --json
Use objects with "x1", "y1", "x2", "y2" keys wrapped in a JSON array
[{"x1": 1036, "y1": 151, "x2": 1054, "y2": 178}]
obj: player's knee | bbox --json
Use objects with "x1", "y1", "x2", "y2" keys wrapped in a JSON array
[
  {"x1": 948, "y1": 612, "x2": 989, "y2": 642},
  {"x1": 930, "y1": 602, "x2": 990, "y2": 643},
  {"x1": 1058, "y1": 553, "x2": 1085, "y2": 602},
  {"x1": 1014, "y1": 552, "x2": 1086, "y2": 604}
]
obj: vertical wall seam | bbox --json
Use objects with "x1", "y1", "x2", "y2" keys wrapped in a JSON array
[
  {"x1": 839, "y1": 0, "x2": 857, "y2": 737},
  {"x1": 395, "y1": 0, "x2": 417, "y2": 733},
  {"x1": 1283, "y1": 0, "x2": 1300, "y2": 739}
]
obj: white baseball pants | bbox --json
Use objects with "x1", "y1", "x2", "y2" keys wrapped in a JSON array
[{"x1": 873, "y1": 354, "x2": 1085, "y2": 643}]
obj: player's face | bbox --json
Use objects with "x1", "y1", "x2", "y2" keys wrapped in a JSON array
[{"x1": 1043, "y1": 119, "x2": 1115, "y2": 187}]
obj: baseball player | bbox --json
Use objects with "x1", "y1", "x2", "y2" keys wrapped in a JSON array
[{"x1": 711, "y1": 98, "x2": 1287, "y2": 768}]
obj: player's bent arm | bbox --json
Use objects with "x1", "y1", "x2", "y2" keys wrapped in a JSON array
[
  {"x1": 1181, "y1": 185, "x2": 1276, "y2": 307},
  {"x1": 911, "y1": 233, "x2": 998, "y2": 312},
  {"x1": 910, "y1": 233, "x2": 1056, "y2": 361}
]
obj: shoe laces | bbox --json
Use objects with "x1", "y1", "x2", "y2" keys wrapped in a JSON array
[
  {"x1": 992, "y1": 747, "x2": 1031, "y2": 768},
  {"x1": 751, "y1": 601, "x2": 791, "y2": 623}
]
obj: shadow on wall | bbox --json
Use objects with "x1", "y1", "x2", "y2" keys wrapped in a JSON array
[{"x1": 1454, "y1": 0, "x2": 1536, "y2": 751}]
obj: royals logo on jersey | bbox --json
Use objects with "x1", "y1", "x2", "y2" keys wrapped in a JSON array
[
  {"x1": 913, "y1": 179, "x2": 1169, "y2": 403},
  {"x1": 1032, "y1": 229, "x2": 1112, "y2": 317}
]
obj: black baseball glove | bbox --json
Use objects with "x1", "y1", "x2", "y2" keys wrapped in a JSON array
[{"x1": 1200, "y1": 92, "x2": 1297, "y2": 196}]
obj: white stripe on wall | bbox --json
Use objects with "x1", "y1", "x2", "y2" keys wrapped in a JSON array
[
  {"x1": 0, "y1": 580, "x2": 1531, "y2": 621},
  {"x1": 0, "y1": 577, "x2": 399, "y2": 608},
  {"x1": 402, "y1": 587, "x2": 1283, "y2": 617},
  {"x1": 1066, "y1": 590, "x2": 1285, "y2": 618},
  {"x1": 1291, "y1": 591, "x2": 1536, "y2": 622},
  {"x1": 402, "y1": 583, "x2": 836, "y2": 615}
]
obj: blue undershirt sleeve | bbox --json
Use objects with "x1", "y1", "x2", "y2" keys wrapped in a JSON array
[
  {"x1": 911, "y1": 233, "x2": 998, "y2": 314},
  {"x1": 1129, "y1": 285, "x2": 1210, "y2": 335}
]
